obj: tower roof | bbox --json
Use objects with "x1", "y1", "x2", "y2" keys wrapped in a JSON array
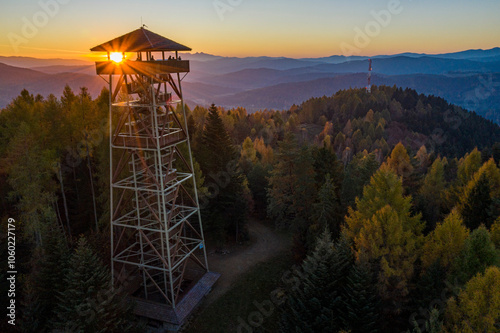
[{"x1": 90, "y1": 27, "x2": 191, "y2": 52}]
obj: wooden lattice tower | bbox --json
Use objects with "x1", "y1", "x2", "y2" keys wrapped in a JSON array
[{"x1": 91, "y1": 28, "x2": 217, "y2": 327}]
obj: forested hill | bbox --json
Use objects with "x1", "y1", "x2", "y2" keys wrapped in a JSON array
[
  {"x1": 291, "y1": 85, "x2": 500, "y2": 158},
  {"x1": 2, "y1": 84, "x2": 500, "y2": 332}
]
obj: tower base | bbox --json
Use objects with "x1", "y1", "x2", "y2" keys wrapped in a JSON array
[{"x1": 132, "y1": 271, "x2": 220, "y2": 332}]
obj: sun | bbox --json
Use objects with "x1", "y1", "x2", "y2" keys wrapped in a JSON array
[{"x1": 110, "y1": 52, "x2": 123, "y2": 63}]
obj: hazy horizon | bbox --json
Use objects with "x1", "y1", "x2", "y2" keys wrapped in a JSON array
[
  {"x1": 1, "y1": 46, "x2": 499, "y2": 64},
  {"x1": 1, "y1": 0, "x2": 500, "y2": 60}
]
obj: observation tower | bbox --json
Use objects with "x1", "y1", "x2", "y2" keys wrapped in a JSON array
[{"x1": 91, "y1": 27, "x2": 219, "y2": 331}]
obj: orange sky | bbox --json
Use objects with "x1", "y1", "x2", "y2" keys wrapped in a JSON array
[{"x1": 1, "y1": 0, "x2": 499, "y2": 60}]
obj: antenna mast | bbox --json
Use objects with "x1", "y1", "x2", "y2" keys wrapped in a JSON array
[{"x1": 367, "y1": 58, "x2": 372, "y2": 93}]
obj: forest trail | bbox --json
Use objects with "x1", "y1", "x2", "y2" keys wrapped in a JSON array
[{"x1": 204, "y1": 218, "x2": 289, "y2": 305}]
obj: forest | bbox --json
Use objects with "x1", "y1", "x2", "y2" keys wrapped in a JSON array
[{"x1": 1, "y1": 84, "x2": 500, "y2": 332}]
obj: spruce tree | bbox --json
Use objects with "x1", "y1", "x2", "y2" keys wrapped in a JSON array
[
  {"x1": 268, "y1": 137, "x2": 317, "y2": 258},
  {"x1": 247, "y1": 162, "x2": 270, "y2": 219},
  {"x1": 200, "y1": 104, "x2": 247, "y2": 242},
  {"x1": 20, "y1": 281, "x2": 43, "y2": 333},
  {"x1": 34, "y1": 224, "x2": 70, "y2": 331},
  {"x1": 201, "y1": 104, "x2": 236, "y2": 173},
  {"x1": 341, "y1": 152, "x2": 379, "y2": 209},
  {"x1": 344, "y1": 260, "x2": 380, "y2": 333},
  {"x1": 460, "y1": 172, "x2": 493, "y2": 230},
  {"x1": 53, "y1": 237, "x2": 135, "y2": 332},
  {"x1": 280, "y1": 230, "x2": 352, "y2": 333},
  {"x1": 293, "y1": 146, "x2": 317, "y2": 225},
  {"x1": 418, "y1": 157, "x2": 447, "y2": 231},
  {"x1": 309, "y1": 174, "x2": 343, "y2": 243},
  {"x1": 312, "y1": 146, "x2": 344, "y2": 192},
  {"x1": 413, "y1": 259, "x2": 448, "y2": 313},
  {"x1": 331, "y1": 235, "x2": 356, "y2": 325},
  {"x1": 267, "y1": 132, "x2": 300, "y2": 228}
]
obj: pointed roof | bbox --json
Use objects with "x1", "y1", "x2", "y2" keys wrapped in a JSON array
[{"x1": 90, "y1": 27, "x2": 191, "y2": 52}]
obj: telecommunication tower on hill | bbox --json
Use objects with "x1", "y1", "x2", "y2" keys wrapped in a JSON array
[
  {"x1": 367, "y1": 58, "x2": 372, "y2": 93},
  {"x1": 91, "y1": 27, "x2": 219, "y2": 331}
]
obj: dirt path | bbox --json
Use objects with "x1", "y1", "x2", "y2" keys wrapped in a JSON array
[{"x1": 204, "y1": 218, "x2": 289, "y2": 304}]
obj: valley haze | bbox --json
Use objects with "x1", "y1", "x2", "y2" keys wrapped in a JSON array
[{"x1": 1, "y1": 47, "x2": 499, "y2": 123}]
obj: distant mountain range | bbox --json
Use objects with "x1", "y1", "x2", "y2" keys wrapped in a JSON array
[
  {"x1": 1, "y1": 48, "x2": 499, "y2": 122},
  {"x1": 0, "y1": 62, "x2": 105, "y2": 108},
  {"x1": 0, "y1": 56, "x2": 91, "y2": 68}
]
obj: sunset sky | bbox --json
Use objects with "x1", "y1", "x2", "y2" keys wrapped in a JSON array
[{"x1": 0, "y1": 0, "x2": 499, "y2": 60}]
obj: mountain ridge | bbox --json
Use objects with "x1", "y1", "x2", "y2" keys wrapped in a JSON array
[
  {"x1": 2, "y1": 47, "x2": 499, "y2": 67},
  {"x1": 1, "y1": 47, "x2": 499, "y2": 122},
  {"x1": 0, "y1": 62, "x2": 105, "y2": 108}
]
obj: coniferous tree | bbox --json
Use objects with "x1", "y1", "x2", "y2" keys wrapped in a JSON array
[
  {"x1": 267, "y1": 131, "x2": 298, "y2": 228},
  {"x1": 239, "y1": 136, "x2": 258, "y2": 174},
  {"x1": 1, "y1": 123, "x2": 58, "y2": 245},
  {"x1": 247, "y1": 162, "x2": 270, "y2": 219},
  {"x1": 449, "y1": 226, "x2": 499, "y2": 286},
  {"x1": 309, "y1": 174, "x2": 343, "y2": 244},
  {"x1": 344, "y1": 259, "x2": 380, "y2": 333},
  {"x1": 187, "y1": 113, "x2": 197, "y2": 142},
  {"x1": 268, "y1": 132, "x2": 316, "y2": 229},
  {"x1": 420, "y1": 209, "x2": 469, "y2": 272},
  {"x1": 293, "y1": 145, "x2": 317, "y2": 225},
  {"x1": 7, "y1": 78, "x2": 500, "y2": 333},
  {"x1": 53, "y1": 237, "x2": 136, "y2": 332},
  {"x1": 280, "y1": 229, "x2": 337, "y2": 333},
  {"x1": 200, "y1": 104, "x2": 247, "y2": 242},
  {"x1": 19, "y1": 281, "x2": 42, "y2": 333},
  {"x1": 333, "y1": 132, "x2": 346, "y2": 155},
  {"x1": 407, "y1": 308, "x2": 443, "y2": 333},
  {"x1": 345, "y1": 167, "x2": 424, "y2": 322},
  {"x1": 341, "y1": 152, "x2": 379, "y2": 209},
  {"x1": 459, "y1": 159, "x2": 500, "y2": 230},
  {"x1": 287, "y1": 145, "x2": 319, "y2": 259},
  {"x1": 345, "y1": 167, "x2": 423, "y2": 240},
  {"x1": 200, "y1": 104, "x2": 236, "y2": 174},
  {"x1": 31, "y1": 224, "x2": 70, "y2": 331},
  {"x1": 415, "y1": 145, "x2": 430, "y2": 172},
  {"x1": 413, "y1": 259, "x2": 448, "y2": 315},
  {"x1": 457, "y1": 148, "x2": 482, "y2": 186},
  {"x1": 95, "y1": 123, "x2": 111, "y2": 229},
  {"x1": 332, "y1": 235, "x2": 356, "y2": 325},
  {"x1": 461, "y1": 173, "x2": 493, "y2": 229},
  {"x1": 312, "y1": 146, "x2": 344, "y2": 192},
  {"x1": 418, "y1": 157, "x2": 448, "y2": 231},
  {"x1": 279, "y1": 230, "x2": 353, "y2": 333},
  {"x1": 383, "y1": 142, "x2": 413, "y2": 182},
  {"x1": 444, "y1": 266, "x2": 500, "y2": 333},
  {"x1": 492, "y1": 142, "x2": 500, "y2": 165},
  {"x1": 176, "y1": 142, "x2": 207, "y2": 202},
  {"x1": 444, "y1": 149, "x2": 483, "y2": 211},
  {"x1": 491, "y1": 217, "x2": 500, "y2": 248}
]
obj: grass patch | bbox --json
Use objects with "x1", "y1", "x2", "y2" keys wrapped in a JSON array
[{"x1": 184, "y1": 252, "x2": 292, "y2": 333}]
